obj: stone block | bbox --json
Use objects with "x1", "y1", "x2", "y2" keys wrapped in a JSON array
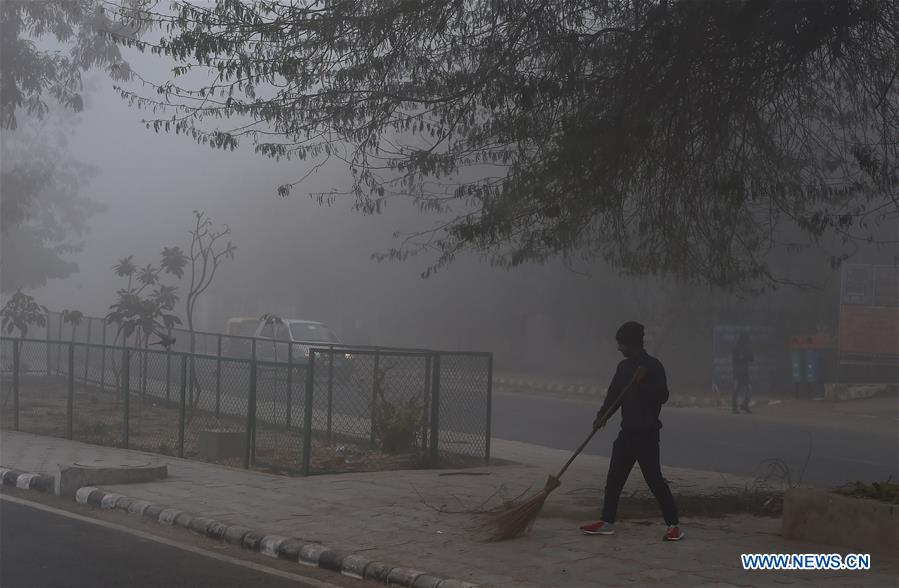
[
  {"x1": 783, "y1": 488, "x2": 898, "y2": 557},
  {"x1": 55, "y1": 459, "x2": 167, "y2": 497}
]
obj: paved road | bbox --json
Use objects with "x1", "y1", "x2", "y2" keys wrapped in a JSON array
[
  {"x1": 491, "y1": 391, "x2": 898, "y2": 487},
  {"x1": 0, "y1": 497, "x2": 345, "y2": 588}
]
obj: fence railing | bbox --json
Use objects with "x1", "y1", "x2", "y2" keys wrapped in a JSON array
[
  {"x1": 43, "y1": 311, "x2": 436, "y2": 361},
  {"x1": 0, "y1": 336, "x2": 492, "y2": 474}
]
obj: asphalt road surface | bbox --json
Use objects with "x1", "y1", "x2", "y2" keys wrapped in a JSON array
[
  {"x1": 0, "y1": 495, "x2": 355, "y2": 588},
  {"x1": 491, "y1": 391, "x2": 898, "y2": 488}
]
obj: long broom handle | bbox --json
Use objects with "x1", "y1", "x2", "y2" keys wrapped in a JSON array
[{"x1": 553, "y1": 366, "x2": 647, "y2": 481}]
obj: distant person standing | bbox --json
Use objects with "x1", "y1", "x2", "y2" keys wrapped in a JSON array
[{"x1": 732, "y1": 332, "x2": 754, "y2": 414}]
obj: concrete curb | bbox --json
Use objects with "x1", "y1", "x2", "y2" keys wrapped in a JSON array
[
  {"x1": 0, "y1": 467, "x2": 55, "y2": 493},
  {"x1": 3, "y1": 473, "x2": 477, "y2": 588},
  {"x1": 782, "y1": 487, "x2": 899, "y2": 557},
  {"x1": 493, "y1": 377, "x2": 788, "y2": 408}
]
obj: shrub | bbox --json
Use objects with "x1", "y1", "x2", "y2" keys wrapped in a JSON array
[{"x1": 370, "y1": 365, "x2": 423, "y2": 454}]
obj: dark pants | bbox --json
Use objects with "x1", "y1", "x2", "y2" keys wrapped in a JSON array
[
  {"x1": 601, "y1": 430, "x2": 679, "y2": 526},
  {"x1": 733, "y1": 379, "x2": 751, "y2": 410}
]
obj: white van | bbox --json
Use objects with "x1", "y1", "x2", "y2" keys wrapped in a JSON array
[
  {"x1": 223, "y1": 317, "x2": 258, "y2": 357},
  {"x1": 252, "y1": 317, "x2": 354, "y2": 380}
]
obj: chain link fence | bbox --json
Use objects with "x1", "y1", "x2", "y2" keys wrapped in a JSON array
[{"x1": 2, "y1": 335, "x2": 491, "y2": 475}]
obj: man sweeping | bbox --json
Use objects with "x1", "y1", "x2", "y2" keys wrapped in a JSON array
[{"x1": 579, "y1": 321, "x2": 683, "y2": 541}]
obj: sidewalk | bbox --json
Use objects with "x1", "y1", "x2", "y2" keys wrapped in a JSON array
[{"x1": 2, "y1": 431, "x2": 896, "y2": 587}]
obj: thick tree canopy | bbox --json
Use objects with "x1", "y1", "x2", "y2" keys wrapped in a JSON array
[{"x1": 115, "y1": 0, "x2": 898, "y2": 291}]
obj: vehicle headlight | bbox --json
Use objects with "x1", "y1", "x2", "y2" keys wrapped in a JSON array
[{"x1": 344, "y1": 353, "x2": 353, "y2": 359}]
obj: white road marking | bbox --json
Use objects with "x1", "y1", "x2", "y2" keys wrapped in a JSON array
[{"x1": 0, "y1": 494, "x2": 346, "y2": 588}]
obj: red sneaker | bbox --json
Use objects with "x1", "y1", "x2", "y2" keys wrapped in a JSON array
[
  {"x1": 663, "y1": 525, "x2": 684, "y2": 541},
  {"x1": 580, "y1": 521, "x2": 615, "y2": 535}
]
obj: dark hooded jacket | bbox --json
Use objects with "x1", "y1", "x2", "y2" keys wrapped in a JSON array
[{"x1": 597, "y1": 349, "x2": 669, "y2": 433}]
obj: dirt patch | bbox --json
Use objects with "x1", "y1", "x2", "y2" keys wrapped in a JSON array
[
  {"x1": 539, "y1": 488, "x2": 784, "y2": 520},
  {"x1": 1, "y1": 374, "x2": 488, "y2": 476}
]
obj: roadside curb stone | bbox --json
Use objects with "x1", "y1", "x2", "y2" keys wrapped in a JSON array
[
  {"x1": 241, "y1": 530, "x2": 265, "y2": 551},
  {"x1": 412, "y1": 574, "x2": 444, "y2": 588},
  {"x1": 126, "y1": 499, "x2": 151, "y2": 516},
  {"x1": 3, "y1": 472, "x2": 479, "y2": 587},
  {"x1": 340, "y1": 554, "x2": 372, "y2": 579},
  {"x1": 174, "y1": 511, "x2": 196, "y2": 529},
  {"x1": 100, "y1": 492, "x2": 123, "y2": 509},
  {"x1": 298, "y1": 542, "x2": 329, "y2": 566},
  {"x1": 0, "y1": 468, "x2": 54, "y2": 493},
  {"x1": 142, "y1": 503, "x2": 164, "y2": 520},
  {"x1": 317, "y1": 548, "x2": 345, "y2": 572},
  {"x1": 388, "y1": 567, "x2": 425, "y2": 586},
  {"x1": 259, "y1": 535, "x2": 287, "y2": 558},
  {"x1": 205, "y1": 520, "x2": 228, "y2": 541},
  {"x1": 493, "y1": 376, "x2": 788, "y2": 408},
  {"x1": 158, "y1": 508, "x2": 184, "y2": 525},
  {"x1": 363, "y1": 560, "x2": 394, "y2": 583},
  {"x1": 223, "y1": 525, "x2": 251, "y2": 546},
  {"x1": 276, "y1": 538, "x2": 304, "y2": 560},
  {"x1": 187, "y1": 517, "x2": 214, "y2": 536}
]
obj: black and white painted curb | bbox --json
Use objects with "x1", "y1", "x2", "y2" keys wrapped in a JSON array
[
  {"x1": 493, "y1": 376, "x2": 787, "y2": 408},
  {"x1": 0, "y1": 467, "x2": 55, "y2": 493},
  {"x1": 2, "y1": 471, "x2": 476, "y2": 588},
  {"x1": 494, "y1": 375, "x2": 603, "y2": 396},
  {"x1": 72, "y1": 486, "x2": 477, "y2": 587}
]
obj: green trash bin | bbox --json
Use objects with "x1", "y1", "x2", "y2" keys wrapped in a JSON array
[{"x1": 805, "y1": 349, "x2": 819, "y2": 383}]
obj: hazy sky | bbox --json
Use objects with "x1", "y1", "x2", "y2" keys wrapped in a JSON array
[{"x1": 14, "y1": 32, "x2": 891, "y2": 383}]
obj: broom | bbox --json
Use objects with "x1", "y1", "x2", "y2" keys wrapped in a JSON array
[{"x1": 485, "y1": 365, "x2": 647, "y2": 541}]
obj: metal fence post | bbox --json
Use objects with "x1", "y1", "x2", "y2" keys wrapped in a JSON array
[
  {"x1": 165, "y1": 340, "x2": 172, "y2": 402},
  {"x1": 215, "y1": 335, "x2": 222, "y2": 416},
  {"x1": 326, "y1": 346, "x2": 334, "y2": 443},
  {"x1": 12, "y1": 339, "x2": 20, "y2": 431},
  {"x1": 285, "y1": 342, "x2": 293, "y2": 428},
  {"x1": 485, "y1": 353, "x2": 493, "y2": 465},
  {"x1": 100, "y1": 323, "x2": 107, "y2": 391},
  {"x1": 83, "y1": 320, "x2": 91, "y2": 384},
  {"x1": 122, "y1": 348, "x2": 130, "y2": 449},
  {"x1": 429, "y1": 354, "x2": 441, "y2": 465},
  {"x1": 67, "y1": 343, "x2": 74, "y2": 439},
  {"x1": 422, "y1": 355, "x2": 432, "y2": 451},
  {"x1": 56, "y1": 318, "x2": 63, "y2": 375},
  {"x1": 244, "y1": 357, "x2": 257, "y2": 469},
  {"x1": 302, "y1": 351, "x2": 315, "y2": 475},
  {"x1": 370, "y1": 350, "x2": 380, "y2": 448},
  {"x1": 45, "y1": 313, "x2": 52, "y2": 376},
  {"x1": 141, "y1": 337, "x2": 148, "y2": 401},
  {"x1": 178, "y1": 354, "x2": 186, "y2": 458}
]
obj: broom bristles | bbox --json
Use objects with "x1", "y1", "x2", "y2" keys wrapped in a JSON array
[{"x1": 485, "y1": 489, "x2": 549, "y2": 541}]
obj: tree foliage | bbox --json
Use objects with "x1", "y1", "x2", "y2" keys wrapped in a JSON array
[
  {"x1": 0, "y1": 109, "x2": 106, "y2": 292},
  {"x1": 1, "y1": 290, "x2": 48, "y2": 337},
  {"x1": 113, "y1": 0, "x2": 898, "y2": 291},
  {"x1": 0, "y1": 0, "x2": 140, "y2": 291},
  {"x1": 106, "y1": 251, "x2": 184, "y2": 345},
  {"x1": 0, "y1": 0, "x2": 136, "y2": 129}
]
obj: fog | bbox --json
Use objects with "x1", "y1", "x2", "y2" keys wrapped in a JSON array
[
  {"x1": 2, "y1": 7, "x2": 898, "y2": 583},
  {"x1": 4, "y1": 33, "x2": 895, "y2": 391}
]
